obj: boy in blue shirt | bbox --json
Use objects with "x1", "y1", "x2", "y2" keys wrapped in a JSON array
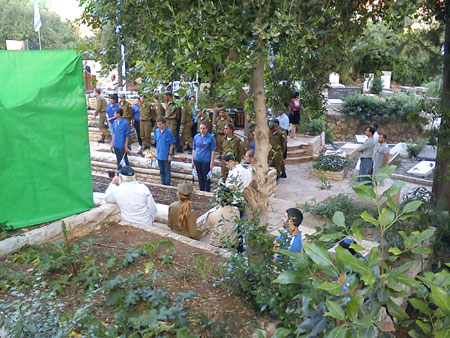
[
  {"x1": 273, "y1": 208, "x2": 303, "y2": 262},
  {"x1": 110, "y1": 108, "x2": 130, "y2": 170},
  {"x1": 154, "y1": 117, "x2": 176, "y2": 186}
]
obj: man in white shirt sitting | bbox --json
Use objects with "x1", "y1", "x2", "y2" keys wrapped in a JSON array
[
  {"x1": 105, "y1": 166, "x2": 157, "y2": 226},
  {"x1": 224, "y1": 152, "x2": 252, "y2": 197}
]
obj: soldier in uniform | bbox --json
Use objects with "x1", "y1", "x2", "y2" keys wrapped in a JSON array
[
  {"x1": 152, "y1": 95, "x2": 165, "y2": 119},
  {"x1": 163, "y1": 92, "x2": 180, "y2": 151},
  {"x1": 197, "y1": 109, "x2": 211, "y2": 133},
  {"x1": 94, "y1": 88, "x2": 109, "y2": 143},
  {"x1": 214, "y1": 108, "x2": 233, "y2": 155},
  {"x1": 168, "y1": 181, "x2": 204, "y2": 240},
  {"x1": 274, "y1": 119, "x2": 287, "y2": 178},
  {"x1": 268, "y1": 121, "x2": 285, "y2": 179},
  {"x1": 221, "y1": 123, "x2": 243, "y2": 180},
  {"x1": 246, "y1": 121, "x2": 256, "y2": 151},
  {"x1": 139, "y1": 95, "x2": 152, "y2": 150},
  {"x1": 179, "y1": 98, "x2": 193, "y2": 153},
  {"x1": 119, "y1": 94, "x2": 133, "y2": 149}
]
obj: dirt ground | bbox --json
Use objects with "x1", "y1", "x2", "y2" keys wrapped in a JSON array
[{"x1": 0, "y1": 223, "x2": 256, "y2": 337}]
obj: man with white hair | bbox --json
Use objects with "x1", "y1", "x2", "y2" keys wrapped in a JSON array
[{"x1": 105, "y1": 166, "x2": 157, "y2": 226}]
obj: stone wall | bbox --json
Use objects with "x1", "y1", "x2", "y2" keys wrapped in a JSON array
[{"x1": 325, "y1": 109, "x2": 423, "y2": 143}]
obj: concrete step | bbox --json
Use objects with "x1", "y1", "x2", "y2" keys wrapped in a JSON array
[
  {"x1": 287, "y1": 148, "x2": 310, "y2": 158},
  {"x1": 287, "y1": 142, "x2": 309, "y2": 151},
  {"x1": 285, "y1": 155, "x2": 313, "y2": 164}
]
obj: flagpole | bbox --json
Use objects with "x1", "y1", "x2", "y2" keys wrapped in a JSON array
[{"x1": 38, "y1": 30, "x2": 42, "y2": 50}]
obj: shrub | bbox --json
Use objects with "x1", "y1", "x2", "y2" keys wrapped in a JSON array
[
  {"x1": 313, "y1": 154, "x2": 349, "y2": 172},
  {"x1": 340, "y1": 93, "x2": 422, "y2": 124},
  {"x1": 406, "y1": 138, "x2": 427, "y2": 159},
  {"x1": 307, "y1": 118, "x2": 325, "y2": 136},
  {"x1": 371, "y1": 75, "x2": 383, "y2": 95}
]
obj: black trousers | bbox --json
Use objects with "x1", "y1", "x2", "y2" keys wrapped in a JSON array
[
  {"x1": 194, "y1": 160, "x2": 211, "y2": 192},
  {"x1": 114, "y1": 147, "x2": 129, "y2": 171},
  {"x1": 134, "y1": 121, "x2": 142, "y2": 146}
]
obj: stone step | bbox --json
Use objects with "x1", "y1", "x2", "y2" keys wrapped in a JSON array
[
  {"x1": 285, "y1": 155, "x2": 313, "y2": 164},
  {"x1": 287, "y1": 148, "x2": 311, "y2": 158},
  {"x1": 287, "y1": 142, "x2": 309, "y2": 151}
]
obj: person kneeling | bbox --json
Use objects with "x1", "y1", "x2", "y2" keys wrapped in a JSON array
[
  {"x1": 168, "y1": 181, "x2": 205, "y2": 240},
  {"x1": 105, "y1": 166, "x2": 157, "y2": 226}
]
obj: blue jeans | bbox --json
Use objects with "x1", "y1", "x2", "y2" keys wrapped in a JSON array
[
  {"x1": 359, "y1": 158, "x2": 373, "y2": 184},
  {"x1": 158, "y1": 160, "x2": 171, "y2": 186},
  {"x1": 194, "y1": 160, "x2": 211, "y2": 192}
]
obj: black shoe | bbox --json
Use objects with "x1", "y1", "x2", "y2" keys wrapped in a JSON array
[
  {"x1": 280, "y1": 171, "x2": 287, "y2": 178},
  {"x1": 97, "y1": 138, "x2": 105, "y2": 143},
  {"x1": 188, "y1": 150, "x2": 192, "y2": 155}
]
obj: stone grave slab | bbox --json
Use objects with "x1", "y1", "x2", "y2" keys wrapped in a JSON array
[
  {"x1": 354, "y1": 134, "x2": 368, "y2": 143},
  {"x1": 407, "y1": 161, "x2": 435, "y2": 178},
  {"x1": 417, "y1": 145, "x2": 437, "y2": 161},
  {"x1": 328, "y1": 87, "x2": 362, "y2": 100}
]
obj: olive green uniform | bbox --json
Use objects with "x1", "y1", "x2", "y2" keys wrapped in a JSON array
[
  {"x1": 140, "y1": 102, "x2": 152, "y2": 148},
  {"x1": 221, "y1": 135, "x2": 243, "y2": 180},
  {"x1": 165, "y1": 101, "x2": 180, "y2": 141},
  {"x1": 180, "y1": 105, "x2": 193, "y2": 149},
  {"x1": 278, "y1": 126, "x2": 287, "y2": 174},
  {"x1": 95, "y1": 96, "x2": 109, "y2": 139},
  {"x1": 168, "y1": 201, "x2": 202, "y2": 239},
  {"x1": 246, "y1": 129, "x2": 255, "y2": 151},
  {"x1": 269, "y1": 129, "x2": 285, "y2": 178},
  {"x1": 214, "y1": 115, "x2": 233, "y2": 154},
  {"x1": 152, "y1": 101, "x2": 165, "y2": 119}
]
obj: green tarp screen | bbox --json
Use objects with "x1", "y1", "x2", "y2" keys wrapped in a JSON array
[{"x1": 0, "y1": 50, "x2": 93, "y2": 229}]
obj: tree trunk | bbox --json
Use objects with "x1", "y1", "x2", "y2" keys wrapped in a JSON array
[
  {"x1": 245, "y1": 58, "x2": 271, "y2": 223},
  {"x1": 432, "y1": 5, "x2": 450, "y2": 211}
]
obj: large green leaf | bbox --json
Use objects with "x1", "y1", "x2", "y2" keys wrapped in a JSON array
[
  {"x1": 271, "y1": 328, "x2": 291, "y2": 338},
  {"x1": 320, "y1": 233, "x2": 345, "y2": 242},
  {"x1": 375, "y1": 165, "x2": 396, "y2": 183},
  {"x1": 273, "y1": 270, "x2": 303, "y2": 284},
  {"x1": 378, "y1": 207, "x2": 395, "y2": 226},
  {"x1": 431, "y1": 285, "x2": 450, "y2": 317},
  {"x1": 335, "y1": 247, "x2": 373, "y2": 284},
  {"x1": 353, "y1": 183, "x2": 376, "y2": 200},
  {"x1": 303, "y1": 242, "x2": 333, "y2": 267},
  {"x1": 325, "y1": 325, "x2": 347, "y2": 338},
  {"x1": 346, "y1": 296, "x2": 358, "y2": 320},
  {"x1": 325, "y1": 299, "x2": 346, "y2": 321},
  {"x1": 386, "y1": 196, "x2": 399, "y2": 213},
  {"x1": 333, "y1": 211, "x2": 346, "y2": 228},
  {"x1": 387, "y1": 299, "x2": 408, "y2": 320},
  {"x1": 402, "y1": 200, "x2": 423, "y2": 214},
  {"x1": 382, "y1": 180, "x2": 405, "y2": 198},
  {"x1": 318, "y1": 282, "x2": 343, "y2": 295},
  {"x1": 409, "y1": 298, "x2": 433, "y2": 315},
  {"x1": 360, "y1": 210, "x2": 378, "y2": 227},
  {"x1": 352, "y1": 223, "x2": 363, "y2": 241}
]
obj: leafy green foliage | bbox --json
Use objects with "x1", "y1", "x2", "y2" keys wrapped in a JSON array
[
  {"x1": 406, "y1": 138, "x2": 428, "y2": 159},
  {"x1": 313, "y1": 154, "x2": 350, "y2": 172},
  {"x1": 340, "y1": 93, "x2": 426, "y2": 125},
  {"x1": 371, "y1": 76, "x2": 383, "y2": 95}
]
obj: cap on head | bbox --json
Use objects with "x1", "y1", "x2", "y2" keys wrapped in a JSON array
[
  {"x1": 119, "y1": 94, "x2": 125, "y2": 98},
  {"x1": 249, "y1": 122, "x2": 256, "y2": 128},
  {"x1": 269, "y1": 121, "x2": 276, "y2": 129},
  {"x1": 223, "y1": 152, "x2": 236, "y2": 162},
  {"x1": 118, "y1": 166, "x2": 135, "y2": 176},
  {"x1": 177, "y1": 180, "x2": 193, "y2": 195}
]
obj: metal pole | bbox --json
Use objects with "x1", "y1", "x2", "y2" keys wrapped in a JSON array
[
  {"x1": 38, "y1": 30, "x2": 42, "y2": 50},
  {"x1": 121, "y1": 43, "x2": 126, "y2": 91}
]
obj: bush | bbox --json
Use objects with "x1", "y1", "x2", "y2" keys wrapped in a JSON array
[
  {"x1": 406, "y1": 138, "x2": 427, "y2": 159},
  {"x1": 313, "y1": 154, "x2": 349, "y2": 172},
  {"x1": 307, "y1": 118, "x2": 325, "y2": 136},
  {"x1": 370, "y1": 76, "x2": 383, "y2": 95}
]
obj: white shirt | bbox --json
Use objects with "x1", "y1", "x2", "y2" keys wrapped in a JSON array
[
  {"x1": 225, "y1": 164, "x2": 252, "y2": 204},
  {"x1": 277, "y1": 114, "x2": 290, "y2": 131},
  {"x1": 105, "y1": 180, "x2": 157, "y2": 226},
  {"x1": 373, "y1": 131, "x2": 379, "y2": 156}
]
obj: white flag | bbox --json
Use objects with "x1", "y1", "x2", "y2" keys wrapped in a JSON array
[{"x1": 34, "y1": 0, "x2": 42, "y2": 32}]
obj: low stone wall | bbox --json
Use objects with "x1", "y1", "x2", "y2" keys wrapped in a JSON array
[
  {"x1": 311, "y1": 167, "x2": 349, "y2": 181},
  {"x1": 326, "y1": 110, "x2": 423, "y2": 142}
]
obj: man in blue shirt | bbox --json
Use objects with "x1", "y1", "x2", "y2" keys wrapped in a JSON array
[
  {"x1": 276, "y1": 110, "x2": 290, "y2": 134},
  {"x1": 106, "y1": 94, "x2": 119, "y2": 134},
  {"x1": 191, "y1": 121, "x2": 216, "y2": 192},
  {"x1": 155, "y1": 117, "x2": 176, "y2": 186},
  {"x1": 110, "y1": 108, "x2": 130, "y2": 170},
  {"x1": 132, "y1": 97, "x2": 142, "y2": 151},
  {"x1": 273, "y1": 208, "x2": 303, "y2": 262}
]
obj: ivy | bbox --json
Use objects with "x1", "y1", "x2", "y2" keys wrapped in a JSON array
[{"x1": 313, "y1": 154, "x2": 350, "y2": 172}]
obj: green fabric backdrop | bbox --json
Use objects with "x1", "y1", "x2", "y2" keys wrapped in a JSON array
[{"x1": 0, "y1": 50, "x2": 93, "y2": 229}]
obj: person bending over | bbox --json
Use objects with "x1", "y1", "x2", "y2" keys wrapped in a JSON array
[
  {"x1": 168, "y1": 181, "x2": 204, "y2": 239},
  {"x1": 105, "y1": 166, "x2": 157, "y2": 226}
]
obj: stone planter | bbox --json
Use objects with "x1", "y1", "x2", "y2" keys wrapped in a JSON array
[{"x1": 311, "y1": 167, "x2": 349, "y2": 181}]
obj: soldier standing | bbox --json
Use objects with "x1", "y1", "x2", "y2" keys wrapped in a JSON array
[
  {"x1": 214, "y1": 108, "x2": 233, "y2": 155},
  {"x1": 119, "y1": 94, "x2": 133, "y2": 150},
  {"x1": 94, "y1": 88, "x2": 109, "y2": 143},
  {"x1": 163, "y1": 92, "x2": 181, "y2": 151},
  {"x1": 274, "y1": 119, "x2": 287, "y2": 178},
  {"x1": 139, "y1": 95, "x2": 152, "y2": 151},
  {"x1": 221, "y1": 123, "x2": 243, "y2": 180},
  {"x1": 179, "y1": 98, "x2": 193, "y2": 154},
  {"x1": 246, "y1": 122, "x2": 256, "y2": 151},
  {"x1": 268, "y1": 121, "x2": 285, "y2": 180},
  {"x1": 197, "y1": 109, "x2": 211, "y2": 133}
]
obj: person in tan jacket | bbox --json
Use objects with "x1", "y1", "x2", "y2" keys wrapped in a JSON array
[
  {"x1": 94, "y1": 88, "x2": 109, "y2": 143},
  {"x1": 168, "y1": 181, "x2": 204, "y2": 240}
]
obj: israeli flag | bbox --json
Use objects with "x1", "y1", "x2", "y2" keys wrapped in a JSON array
[
  {"x1": 119, "y1": 155, "x2": 127, "y2": 168},
  {"x1": 34, "y1": 0, "x2": 42, "y2": 32}
]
